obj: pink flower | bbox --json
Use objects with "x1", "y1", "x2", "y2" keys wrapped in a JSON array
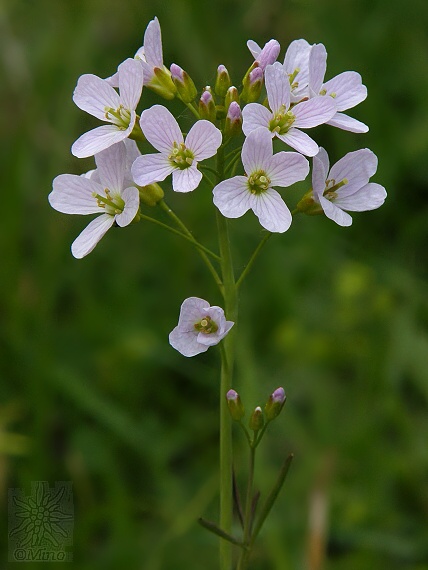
[
  {"x1": 213, "y1": 128, "x2": 309, "y2": 233},
  {"x1": 131, "y1": 105, "x2": 222, "y2": 193},
  {"x1": 311, "y1": 147, "x2": 387, "y2": 226},
  {"x1": 169, "y1": 297, "x2": 234, "y2": 357},
  {"x1": 72, "y1": 59, "x2": 143, "y2": 158},
  {"x1": 242, "y1": 62, "x2": 336, "y2": 156}
]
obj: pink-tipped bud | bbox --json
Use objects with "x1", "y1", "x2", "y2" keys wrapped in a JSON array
[
  {"x1": 170, "y1": 63, "x2": 197, "y2": 103},
  {"x1": 241, "y1": 66, "x2": 264, "y2": 103},
  {"x1": 199, "y1": 90, "x2": 216, "y2": 122},
  {"x1": 225, "y1": 86, "x2": 240, "y2": 110},
  {"x1": 224, "y1": 101, "x2": 242, "y2": 137},
  {"x1": 226, "y1": 389, "x2": 245, "y2": 421},
  {"x1": 215, "y1": 64, "x2": 231, "y2": 97},
  {"x1": 249, "y1": 406, "x2": 264, "y2": 431},
  {"x1": 255, "y1": 39, "x2": 280, "y2": 70},
  {"x1": 265, "y1": 387, "x2": 286, "y2": 421}
]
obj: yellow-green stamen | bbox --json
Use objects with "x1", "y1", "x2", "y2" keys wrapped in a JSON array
[
  {"x1": 104, "y1": 105, "x2": 131, "y2": 129},
  {"x1": 269, "y1": 105, "x2": 295, "y2": 135},
  {"x1": 168, "y1": 142, "x2": 194, "y2": 170},
  {"x1": 323, "y1": 177, "x2": 348, "y2": 200},
  {"x1": 247, "y1": 170, "x2": 271, "y2": 195},
  {"x1": 194, "y1": 316, "x2": 218, "y2": 334},
  {"x1": 92, "y1": 188, "x2": 125, "y2": 215}
]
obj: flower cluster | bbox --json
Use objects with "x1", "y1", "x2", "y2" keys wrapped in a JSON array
[{"x1": 49, "y1": 17, "x2": 386, "y2": 356}]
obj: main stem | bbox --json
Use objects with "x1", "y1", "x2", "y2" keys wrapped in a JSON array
[{"x1": 216, "y1": 145, "x2": 238, "y2": 570}]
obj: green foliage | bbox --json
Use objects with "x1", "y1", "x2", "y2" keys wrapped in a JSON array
[{"x1": 1, "y1": 0, "x2": 428, "y2": 568}]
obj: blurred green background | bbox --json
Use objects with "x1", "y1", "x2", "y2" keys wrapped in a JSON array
[{"x1": 1, "y1": 0, "x2": 428, "y2": 568}]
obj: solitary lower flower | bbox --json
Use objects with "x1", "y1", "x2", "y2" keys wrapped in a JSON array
[
  {"x1": 72, "y1": 58, "x2": 144, "y2": 158},
  {"x1": 49, "y1": 142, "x2": 140, "y2": 258},
  {"x1": 169, "y1": 297, "x2": 234, "y2": 357},
  {"x1": 131, "y1": 105, "x2": 222, "y2": 193},
  {"x1": 213, "y1": 128, "x2": 309, "y2": 233},
  {"x1": 309, "y1": 43, "x2": 368, "y2": 133},
  {"x1": 299, "y1": 147, "x2": 387, "y2": 226},
  {"x1": 242, "y1": 62, "x2": 336, "y2": 156}
]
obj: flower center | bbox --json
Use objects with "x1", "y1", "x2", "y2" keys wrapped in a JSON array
[
  {"x1": 247, "y1": 170, "x2": 271, "y2": 195},
  {"x1": 269, "y1": 105, "x2": 295, "y2": 134},
  {"x1": 323, "y1": 177, "x2": 348, "y2": 201},
  {"x1": 194, "y1": 316, "x2": 218, "y2": 334},
  {"x1": 104, "y1": 104, "x2": 131, "y2": 129},
  {"x1": 92, "y1": 188, "x2": 125, "y2": 215},
  {"x1": 168, "y1": 142, "x2": 194, "y2": 169}
]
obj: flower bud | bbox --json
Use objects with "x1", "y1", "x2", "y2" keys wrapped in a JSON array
[
  {"x1": 170, "y1": 63, "x2": 197, "y2": 103},
  {"x1": 225, "y1": 86, "x2": 240, "y2": 110},
  {"x1": 138, "y1": 183, "x2": 164, "y2": 207},
  {"x1": 224, "y1": 102, "x2": 242, "y2": 138},
  {"x1": 255, "y1": 39, "x2": 280, "y2": 71},
  {"x1": 215, "y1": 65, "x2": 231, "y2": 97},
  {"x1": 265, "y1": 387, "x2": 286, "y2": 421},
  {"x1": 149, "y1": 66, "x2": 177, "y2": 100},
  {"x1": 296, "y1": 190, "x2": 324, "y2": 216},
  {"x1": 241, "y1": 66, "x2": 263, "y2": 103},
  {"x1": 249, "y1": 406, "x2": 264, "y2": 431},
  {"x1": 226, "y1": 389, "x2": 245, "y2": 421},
  {"x1": 199, "y1": 90, "x2": 217, "y2": 122}
]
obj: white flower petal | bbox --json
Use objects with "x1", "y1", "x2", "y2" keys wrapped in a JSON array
[
  {"x1": 256, "y1": 39, "x2": 280, "y2": 70},
  {"x1": 293, "y1": 96, "x2": 336, "y2": 128},
  {"x1": 118, "y1": 58, "x2": 144, "y2": 111},
  {"x1": 71, "y1": 125, "x2": 127, "y2": 158},
  {"x1": 172, "y1": 166, "x2": 203, "y2": 193},
  {"x1": 283, "y1": 39, "x2": 312, "y2": 100},
  {"x1": 131, "y1": 153, "x2": 174, "y2": 186},
  {"x1": 185, "y1": 121, "x2": 222, "y2": 160},
  {"x1": 330, "y1": 148, "x2": 378, "y2": 193},
  {"x1": 311, "y1": 155, "x2": 328, "y2": 198},
  {"x1": 247, "y1": 39, "x2": 262, "y2": 58},
  {"x1": 49, "y1": 174, "x2": 101, "y2": 214},
  {"x1": 140, "y1": 105, "x2": 183, "y2": 153},
  {"x1": 105, "y1": 71, "x2": 119, "y2": 88},
  {"x1": 242, "y1": 104, "x2": 272, "y2": 136},
  {"x1": 318, "y1": 195, "x2": 352, "y2": 226},
  {"x1": 115, "y1": 186, "x2": 140, "y2": 227},
  {"x1": 213, "y1": 176, "x2": 253, "y2": 219},
  {"x1": 334, "y1": 182, "x2": 386, "y2": 212},
  {"x1": 169, "y1": 328, "x2": 208, "y2": 357},
  {"x1": 241, "y1": 128, "x2": 273, "y2": 173},
  {"x1": 73, "y1": 74, "x2": 120, "y2": 120},
  {"x1": 322, "y1": 71, "x2": 367, "y2": 111},
  {"x1": 265, "y1": 62, "x2": 290, "y2": 113},
  {"x1": 277, "y1": 128, "x2": 319, "y2": 156},
  {"x1": 177, "y1": 297, "x2": 210, "y2": 330},
  {"x1": 316, "y1": 147, "x2": 330, "y2": 176},
  {"x1": 267, "y1": 151, "x2": 309, "y2": 187},
  {"x1": 94, "y1": 141, "x2": 126, "y2": 192},
  {"x1": 309, "y1": 43, "x2": 327, "y2": 95},
  {"x1": 71, "y1": 214, "x2": 115, "y2": 258},
  {"x1": 143, "y1": 17, "x2": 163, "y2": 68},
  {"x1": 252, "y1": 189, "x2": 292, "y2": 233},
  {"x1": 326, "y1": 112, "x2": 369, "y2": 133}
]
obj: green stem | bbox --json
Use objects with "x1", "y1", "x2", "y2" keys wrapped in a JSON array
[
  {"x1": 237, "y1": 446, "x2": 256, "y2": 570},
  {"x1": 139, "y1": 213, "x2": 220, "y2": 261},
  {"x1": 159, "y1": 200, "x2": 223, "y2": 293},
  {"x1": 236, "y1": 233, "x2": 272, "y2": 290},
  {"x1": 216, "y1": 144, "x2": 238, "y2": 570}
]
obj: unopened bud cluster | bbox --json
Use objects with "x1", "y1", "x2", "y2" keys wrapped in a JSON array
[{"x1": 226, "y1": 387, "x2": 286, "y2": 428}]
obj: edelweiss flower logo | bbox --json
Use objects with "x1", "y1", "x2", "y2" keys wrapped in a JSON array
[{"x1": 8, "y1": 481, "x2": 73, "y2": 561}]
